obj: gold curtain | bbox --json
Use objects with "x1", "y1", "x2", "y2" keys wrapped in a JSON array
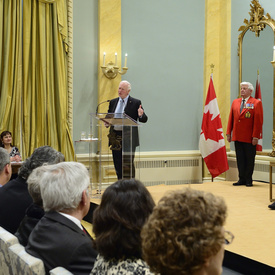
[
  {"x1": 22, "y1": 0, "x2": 74, "y2": 160},
  {"x1": 0, "y1": 0, "x2": 23, "y2": 150}
]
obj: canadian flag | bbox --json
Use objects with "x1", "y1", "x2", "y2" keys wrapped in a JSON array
[
  {"x1": 255, "y1": 73, "x2": 263, "y2": 151},
  {"x1": 199, "y1": 76, "x2": 229, "y2": 178}
]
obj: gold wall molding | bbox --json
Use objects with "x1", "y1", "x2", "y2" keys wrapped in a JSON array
[
  {"x1": 67, "y1": 0, "x2": 73, "y2": 133},
  {"x1": 238, "y1": 0, "x2": 275, "y2": 38},
  {"x1": 98, "y1": 0, "x2": 122, "y2": 153},
  {"x1": 203, "y1": 0, "x2": 231, "y2": 178}
]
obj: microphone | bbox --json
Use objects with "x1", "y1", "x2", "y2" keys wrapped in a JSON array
[{"x1": 96, "y1": 100, "x2": 110, "y2": 114}]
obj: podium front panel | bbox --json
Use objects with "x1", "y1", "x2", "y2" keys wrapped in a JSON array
[{"x1": 90, "y1": 113, "x2": 141, "y2": 189}]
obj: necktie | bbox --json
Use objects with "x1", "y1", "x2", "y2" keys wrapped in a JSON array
[
  {"x1": 115, "y1": 99, "x2": 124, "y2": 118},
  {"x1": 240, "y1": 99, "x2": 245, "y2": 113},
  {"x1": 114, "y1": 99, "x2": 124, "y2": 130}
]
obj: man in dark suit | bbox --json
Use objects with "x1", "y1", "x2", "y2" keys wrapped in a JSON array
[
  {"x1": 106, "y1": 80, "x2": 148, "y2": 179},
  {"x1": 226, "y1": 82, "x2": 263, "y2": 187},
  {"x1": 26, "y1": 162, "x2": 97, "y2": 275},
  {"x1": 0, "y1": 146, "x2": 63, "y2": 233}
]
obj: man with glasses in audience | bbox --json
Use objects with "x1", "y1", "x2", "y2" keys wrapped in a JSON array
[
  {"x1": 26, "y1": 162, "x2": 97, "y2": 274},
  {"x1": 0, "y1": 146, "x2": 63, "y2": 234}
]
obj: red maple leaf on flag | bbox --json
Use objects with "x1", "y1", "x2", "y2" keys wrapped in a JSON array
[{"x1": 201, "y1": 111, "x2": 223, "y2": 142}]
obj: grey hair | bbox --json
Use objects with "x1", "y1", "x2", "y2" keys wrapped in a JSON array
[
  {"x1": 18, "y1": 146, "x2": 62, "y2": 179},
  {"x1": 0, "y1": 147, "x2": 10, "y2": 172},
  {"x1": 40, "y1": 162, "x2": 90, "y2": 212},
  {"x1": 57, "y1": 152, "x2": 65, "y2": 162},
  {"x1": 121, "y1": 80, "x2": 131, "y2": 91},
  {"x1": 27, "y1": 165, "x2": 49, "y2": 206},
  {"x1": 240, "y1": 81, "x2": 254, "y2": 93}
]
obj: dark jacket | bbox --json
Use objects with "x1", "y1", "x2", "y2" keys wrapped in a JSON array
[
  {"x1": 0, "y1": 176, "x2": 32, "y2": 233},
  {"x1": 15, "y1": 203, "x2": 44, "y2": 246},
  {"x1": 26, "y1": 211, "x2": 98, "y2": 275},
  {"x1": 108, "y1": 96, "x2": 148, "y2": 148}
]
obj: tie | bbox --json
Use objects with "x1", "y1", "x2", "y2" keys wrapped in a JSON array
[
  {"x1": 240, "y1": 99, "x2": 245, "y2": 113},
  {"x1": 115, "y1": 99, "x2": 124, "y2": 118},
  {"x1": 114, "y1": 99, "x2": 124, "y2": 130}
]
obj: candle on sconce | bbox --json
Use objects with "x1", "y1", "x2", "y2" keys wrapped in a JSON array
[
  {"x1": 103, "y1": 52, "x2": 106, "y2": 66},
  {"x1": 273, "y1": 46, "x2": 275, "y2": 62},
  {"x1": 124, "y1": 53, "x2": 128, "y2": 67},
  {"x1": 115, "y1": 52, "x2": 118, "y2": 66}
]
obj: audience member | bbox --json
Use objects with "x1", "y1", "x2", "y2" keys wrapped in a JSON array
[
  {"x1": 1, "y1": 130, "x2": 22, "y2": 179},
  {"x1": 26, "y1": 162, "x2": 98, "y2": 275},
  {"x1": 0, "y1": 130, "x2": 21, "y2": 162},
  {"x1": 0, "y1": 145, "x2": 62, "y2": 234},
  {"x1": 141, "y1": 188, "x2": 234, "y2": 275},
  {"x1": 15, "y1": 152, "x2": 65, "y2": 246},
  {"x1": 0, "y1": 147, "x2": 12, "y2": 187},
  {"x1": 91, "y1": 179, "x2": 155, "y2": 275}
]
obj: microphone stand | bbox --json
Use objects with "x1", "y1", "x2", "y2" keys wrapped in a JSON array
[{"x1": 96, "y1": 100, "x2": 110, "y2": 115}]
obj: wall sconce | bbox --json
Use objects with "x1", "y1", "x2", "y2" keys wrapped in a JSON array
[{"x1": 101, "y1": 52, "x2": 128, "y2": 79}]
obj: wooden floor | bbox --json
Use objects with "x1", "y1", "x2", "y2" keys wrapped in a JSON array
[{"x1": 91, "y1": 180, "x2": 275, "y2": 268}]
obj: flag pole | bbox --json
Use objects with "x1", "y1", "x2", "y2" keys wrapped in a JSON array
[
  {"x1": 210, "y1": 63, "x2": 214, "y2": 183},
  {"x1": 210, "y1": 63, "x2": 214, "y2": 80}
]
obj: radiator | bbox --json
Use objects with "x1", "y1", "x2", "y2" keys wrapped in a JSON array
[
  {"x1": 226, "y1": 156, "x2": 275, "y2": 183},
  {"x1": 76, "y1": 152, "x2": 203, "y2": 188},
  {"x1": 136, "y1": 157, "x2": 203, "y2": 186}
]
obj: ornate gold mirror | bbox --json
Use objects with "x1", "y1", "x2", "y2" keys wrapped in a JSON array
[{"x1": 238, "y1": 0, "x2": 275, "y2": 156}]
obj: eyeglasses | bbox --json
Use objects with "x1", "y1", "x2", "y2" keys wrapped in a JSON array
[{"x1": 224, "y1": 230, "x2": 234, "y2": 245}]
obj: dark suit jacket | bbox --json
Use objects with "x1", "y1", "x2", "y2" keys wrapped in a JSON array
[
  {"x1": 26, "y1": 211, "x2": 98, "y2": 275},
  {"x1": 15, "y1": 203, "x2": 45, "y2": 246},
  {"x1": 108, "y1": 95, "x2": 148, "y2": 147},
  {"x1": 0, "y1": 176, "x2": 33, "y2": 233}
]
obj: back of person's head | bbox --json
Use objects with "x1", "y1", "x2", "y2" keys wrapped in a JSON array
[
  {"x1": 27, "y1": 166, "x2": 49, "y2": 207},
  {"x1": 0, "y1": 147, "x2": 10, "y2": 173},
  {"x1": 141, "y1": 188, "x2": 227, "y2": 275},
  {"x1": 18, "y1": 146, "x2": 62, "y2": 179},
  {"x1": 93, "y1": 178, "x2": 155, "y2": 260},
  {"x1": 39, "y1": 161, "x2": 90, "y2": 212}
]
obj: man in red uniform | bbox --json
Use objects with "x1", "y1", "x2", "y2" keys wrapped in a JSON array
[{"x1": 226, "y1": 82, "x2": 263, "y2": 187}]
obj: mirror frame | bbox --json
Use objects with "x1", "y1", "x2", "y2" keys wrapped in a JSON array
[{"x1": 238, "y1": 0, "x2": 275, "y2": 156}]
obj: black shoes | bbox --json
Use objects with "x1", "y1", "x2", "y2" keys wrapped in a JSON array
[
  {"x1": 233, "y1": 181, "x2": 253, "y2": 187},
  {"x1": 268, "y1": 201, "x2": 275, "y2": 210},
  {"x1": 233, "y1": 181, "x2": 245, "y2": 186}
]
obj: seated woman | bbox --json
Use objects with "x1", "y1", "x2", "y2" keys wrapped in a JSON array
[
  {"x1": 91, "y1": 179, "x2": 155, "y2": 275},
  {"x1": 0, "y1": 131, "x2": 21, "y2": 162},
  {"x1": 141, "y1": 188, "x2": 234, "y2": 275}
]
